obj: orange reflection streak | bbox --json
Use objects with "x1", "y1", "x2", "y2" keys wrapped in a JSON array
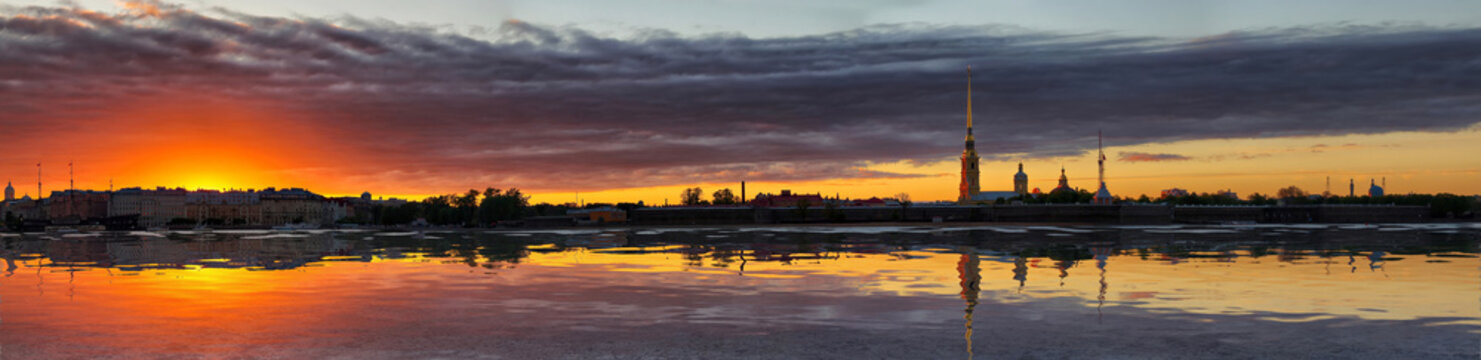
[{"x1": 1, "y1": 241, "x2": 1478, "y2": 357}]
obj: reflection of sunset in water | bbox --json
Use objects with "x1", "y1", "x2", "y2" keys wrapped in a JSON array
[{"x1": 0, "y1": 226, "x2": 1477, "y2": 358}]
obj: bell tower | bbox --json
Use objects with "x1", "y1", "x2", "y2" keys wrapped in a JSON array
[{"x1": 958, "y1": 67, "x2": 981, "y2": 203}]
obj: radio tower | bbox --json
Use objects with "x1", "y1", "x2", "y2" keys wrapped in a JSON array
[
  {"x1": 69, "y1": 161, "x2": 75, "y2": 218},
  {"x1": 1093, "y1": 131, "x2": 1112, "y2": 205}
]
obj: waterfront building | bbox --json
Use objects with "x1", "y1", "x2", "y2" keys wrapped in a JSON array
[
  {"x1": 953, "y1": 68, "x2": 1021, "y2": 204},
  {"x1": 750, "y1": 190, "x2": 825, "y2": 208},
  {"x1": 376, "y1": 197, "x2": 409, "y2": 207},
  {"x1": 186, "y1": 189, "x2": 262, "y2": 225},
  {"x1": 5, "y1": 195, "x2": 41, "y2": 221},
  {"x1": 1161, "y1": 188, "x2": 1190, "y2": 198},
  {"x1": 1014, "y1": 163, "x2": 1028, "y2": 196},
  {"x1": 1050, "y1": 167, "x2": 1075, "y2": 195},
  {"x1": 47, "y1": 190, "x2": 111, "y2": 221},
  {"x1": 109, "y1": 187, "x2": 188, "y2": 227},
  {"x1": 259, "y1": 188, "x2": 327, "y2": 225},
  {"x1": 324, "y1": 199, "x2": 355, "y2": 223},
  {"x1": 958, "y1": 67, "x2": 981, "y2": 203},
  {"x1": 568, "y1": 207, "x2": 627, "y2": 224}
]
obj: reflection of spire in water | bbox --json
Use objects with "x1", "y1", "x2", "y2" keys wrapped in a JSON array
[
  {"x1": 3, "y1": 251, "x2": 16, "y2": 277},
  {"x1": 1056, "y1": 259, "x2": 1073, "y2": 287},
  {"x1": 68, "y1": 265, "x2": 76, "y2": 301},
  {"x1": 1348, "y1": 254, "x2": 1357, "y2": 273},
  {"x1": 1322, "y1": 250, "x2": 1331, "y2": 275},
  {"x1": 1367, "y1": 251, "x2": 1388, "y2": 278},
  {"x1": 1092, "y1": 246, "x2": 1112, "y2": 323},
  {"x1": 738, "y1": 252, "x2": 747, "y2": 276},
  {"x1": 1012, "y1": 256, "x2": 1027, "y2": 291},
  {"x1": 36, "y1": 258, "x2": 44, "y2": 296},
  {"x1": 957, "y1": 248, "x2": 982, "y2": 360}
]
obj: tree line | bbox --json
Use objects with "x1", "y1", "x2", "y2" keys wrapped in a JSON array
[{"x1": 679, "y1": 187, "x2": 742, "y2": 206}]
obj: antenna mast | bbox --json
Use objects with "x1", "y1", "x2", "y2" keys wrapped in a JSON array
[{"x1": 1097, "y1": 130, "x2": 1105, "y2": 187}]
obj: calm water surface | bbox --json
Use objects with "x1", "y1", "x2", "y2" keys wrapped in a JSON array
[{"x1": 2, "y1": 224, "x2": 1478, "y2": 359}]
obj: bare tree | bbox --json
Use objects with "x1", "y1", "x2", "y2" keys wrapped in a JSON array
[
  {"x1": 1276, "y1": 186, "x2": 1307, "y2": 199},
  {"x1": 680, "y1": 187, "x2": 704, "y2": 206},
  {"x1": 712, "y1": 188, "x2": 738, "y2": 205}
]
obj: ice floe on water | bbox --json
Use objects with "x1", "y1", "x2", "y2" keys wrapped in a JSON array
[
  {"x1": 215, "y1": 229, "x2": 273, "y2": 235},
  {"x1": 1144, "y1": 229, "x2": 1241, "y2": 234},
  {"x1": 1111, "y1": 225, "x2": 1185, "y2": 230},
  {"x1": 930, "y1": 226, "x2": 1024, "y2": 235},
  {"x1": 377, "y1": 232, "x2": 422, "y2": 237},
  {"x1": 487, "y1": 229, "x2": 602, "y2": 235},
  {"x1": 630, "y1": 228, "x2": 712, "y2": 234},
  {"x1": 241, "y1": 233, "x2": 309, "y2": 240},
  {"x1": 128, "y1": 231, "x2": 167, "y2": 238},
  {"x1": 1025, "y1": 226, "x2": 1096, "y2": 233},
  {"x1": 1377, "y1": 227, "x2": 1416, "y2": 232},
  {"x1": 732, "y1": 226, "x2": 916, "y2": 234},
  {"x1": 1337, "y1": 224, "x2": 1380, "y2": 230},
  {"x1": 61, "y1": 233, "x2": 100, "y2": 238}
]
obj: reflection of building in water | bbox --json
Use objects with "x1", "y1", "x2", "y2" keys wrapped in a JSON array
[
  {"x1": 25, "y1": 235, "x2": 367, "y2": 272},
  {"x1": 956, "y1": 247, "x2": 981, "y2": 360},
  {"x1": 1012, "y1": 256, "x2": 1028, "y2": 290}
]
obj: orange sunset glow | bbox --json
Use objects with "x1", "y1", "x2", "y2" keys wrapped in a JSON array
[
  {"x1": 1, "y1": 2, "x2": 1478, "y2": 205},
  {"x1": 4, "y1": 1, "x2": 1481, "y2": 358}
]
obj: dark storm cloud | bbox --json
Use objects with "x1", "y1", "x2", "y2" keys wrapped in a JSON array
[
  {"x1": 2, "y1": 2, "x2": 1479, "y2": 190},
  {"x1": 1118, "y1": 152, "x2": 1192, "y2": 162}
]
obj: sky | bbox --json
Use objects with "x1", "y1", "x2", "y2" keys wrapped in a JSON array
[{"x1": 0, "y1": 0, "x2": 1478, "y2": 204}]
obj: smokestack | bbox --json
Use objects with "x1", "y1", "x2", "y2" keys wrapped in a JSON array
[{"x1": 741, "y1": 181, "x2": 746, "y2": 204}]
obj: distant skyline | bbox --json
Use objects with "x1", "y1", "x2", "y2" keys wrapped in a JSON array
[{"x1": 1, "y1": 1, "x2": 1479, "y2": 204}]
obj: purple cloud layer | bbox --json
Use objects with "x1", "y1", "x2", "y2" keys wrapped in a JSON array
[
  {"x1": 1118, "y1": 152, "x2": 1193, "y2": 162},
  {"x1": 2, "y1": 3, "x2": 1479, "y2": 190}
]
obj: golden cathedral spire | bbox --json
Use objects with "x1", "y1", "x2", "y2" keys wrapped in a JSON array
[{"x1": 959, "y1": 66, "x2": 982, "y2": 203}]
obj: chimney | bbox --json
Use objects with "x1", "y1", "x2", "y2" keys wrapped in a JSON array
[{"x1": 741, "y1": 181, "x2": 746, "y2": 203}]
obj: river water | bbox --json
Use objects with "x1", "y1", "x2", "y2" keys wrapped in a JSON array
[{"x1": 1, "y1": 224, "x2": 1478, "y2": 359}]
